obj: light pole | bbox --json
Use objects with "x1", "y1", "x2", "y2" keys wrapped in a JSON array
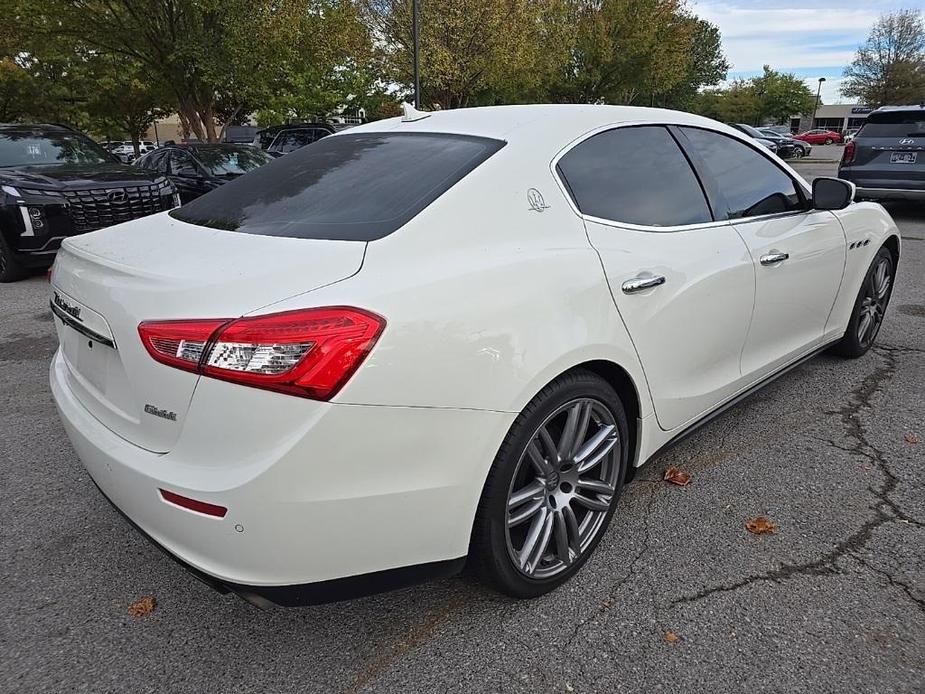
[
  {"x1": 811, "y1": 77, "x2": 826, "y2": 129},
  {"x1": 412, "y1": 0, "x2": 421, "y2": 109}
]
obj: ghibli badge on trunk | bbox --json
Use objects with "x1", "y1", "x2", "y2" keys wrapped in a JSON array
[{"x1": 144, "y1": 404, "x2": 178, "y2": 422}]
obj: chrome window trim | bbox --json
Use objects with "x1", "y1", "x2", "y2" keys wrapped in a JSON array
[{"x1": 549, "y1": 120, "x2": 813, "y2": 233}]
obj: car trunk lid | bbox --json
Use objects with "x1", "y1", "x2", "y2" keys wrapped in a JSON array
[{"x1": 50, "y1": 213, "x2": 365, "y2": 452}]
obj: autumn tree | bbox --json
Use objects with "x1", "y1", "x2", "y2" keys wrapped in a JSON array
[
  {"x1": 842, "y1": 9, "x2": 925, "y2": 107},
  {"x1": 546, "y1": 0, "x2": 726, "y2": 106},
  {"x1": 361, "y1": 0, "x2": 568, "y2": 109},
  {"x1": 659, "y1": 17, "x2": 729, "y2": 110}
]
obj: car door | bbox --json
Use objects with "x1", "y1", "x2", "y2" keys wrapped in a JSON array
[
  {"x1": 555, "y1": 125, "x2": 756, "y2": 432},
  {"x1": 678, "y1": 126, "x2": 846, "y2": 379},
  {"x1": 166, "y1": 151, "x2": 207, "y2": 203}
]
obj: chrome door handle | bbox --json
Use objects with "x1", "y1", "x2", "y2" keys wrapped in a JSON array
[
  {"x1": 621, "y1": 275, "x2": 666, "y2": 294},
  {"x1": 760, "y1": 251, "x2": 789, "y2": 266}
]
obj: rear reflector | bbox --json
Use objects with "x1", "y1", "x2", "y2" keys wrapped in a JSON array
[
  {"x1": 139, "y1": 307, "x2": 385, "y2": 400},
  {"x1": 159, "y1": 488, "x2": 228, "y2": 517}
]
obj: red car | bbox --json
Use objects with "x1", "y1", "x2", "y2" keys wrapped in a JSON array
[{"x1": 794, "y1": 129, "x2": 842, "y2": 145}]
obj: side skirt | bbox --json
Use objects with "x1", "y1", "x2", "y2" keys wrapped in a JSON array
[{"x1": 645, "y1": 338, "x2": 841, "y2": 464}]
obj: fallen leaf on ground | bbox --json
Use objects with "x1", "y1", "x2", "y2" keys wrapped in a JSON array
[
  {"x1": 904, "y1": 433, "x2": 918, "y2": 444},
  {"x1": 745, "y1": 516, "x2": 777, "y2": 535},
  {"x1": 665, "y1": 631, "x2": 680, "y2": 643},
  {"x1": 128, "y1": 596, "x2": 157, "y2": 617},
  {"x1": 663, "y1": 467, "x2": 692, "y2": 486}
]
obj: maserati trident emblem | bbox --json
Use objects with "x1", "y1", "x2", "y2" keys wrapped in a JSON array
[
  {"x1": 527, "y1": 188, "x2": 549, "y2": 212},
  {"x1": 108, "y1": 190, "x2": 128, "y2": 203}
]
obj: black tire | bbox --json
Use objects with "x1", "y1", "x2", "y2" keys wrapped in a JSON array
[
  {"x1": 832, "y1": 247, "x2": 895, "y2": 358},
  {"x1": 824, "y1": 138, "x2": 833, "y2": 145},
  {"x1": 0, "y1": 233, "x2": 28, "y2": 283},
  {"x1": 469, "y1": 369, "x2": 629, "y2": 598}
]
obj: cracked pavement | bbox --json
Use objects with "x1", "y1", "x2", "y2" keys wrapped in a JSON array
[{"x1": 2, "y1": 170, "x2": 923, "y2": 693}]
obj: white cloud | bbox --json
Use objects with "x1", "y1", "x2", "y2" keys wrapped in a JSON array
[{"x1": 689, "y1": 2, "x2": 876, "y2": 71}]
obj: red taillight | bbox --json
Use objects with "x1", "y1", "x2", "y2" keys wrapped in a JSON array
[
  {"x1": 159, "y1": 488, "x2": 227, "y2": 517},
  {"x1": 138, "y1": 307, "x2": 384, "y2": 400},
  {"x1": 139, "y1": 319, "x2": 228, "y2": 373},
  {"x1": 842, "y1": 140, "x2": 856, "y2": 165}
]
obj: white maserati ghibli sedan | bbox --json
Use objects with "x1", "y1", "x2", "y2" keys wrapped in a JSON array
[{"x1": 50, "y1": 105, "x2": 900, "y2": 605}]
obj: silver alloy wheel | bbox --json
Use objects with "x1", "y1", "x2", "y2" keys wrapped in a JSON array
[
  {"x1": 505, "y1": 397, "x2": 620, "y2": 579},
  {"x1": 857, "y1": 256, "x2": 891, "y2": 347}
]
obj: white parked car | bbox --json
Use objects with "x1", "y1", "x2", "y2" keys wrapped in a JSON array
[{"x1": 50, "y1": 105, "x2": 900, "y2": 605}]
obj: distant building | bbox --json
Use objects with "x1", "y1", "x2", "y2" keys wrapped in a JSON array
[{"x1": 790, "y1": 104, "x2": 871, "y2": 134}]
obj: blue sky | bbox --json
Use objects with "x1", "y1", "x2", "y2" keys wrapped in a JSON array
[{"x1": 689, "y1": 1, "x2": 916, "y2": 103}]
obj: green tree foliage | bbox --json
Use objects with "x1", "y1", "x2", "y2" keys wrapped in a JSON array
[
  {"x1": 361, "y1": 0, "x2": 570, "y2": 109},
  {"x1": 692, "y1": 67, "x2": 814, "y2": 125},
  {"x1": 551, "y1": 0, "x2": 697, "y2": 105},
  {"x1": 3, "y1": 0, "x2": 731, "y2": 133},
  {"x1": 84, "y1": 57, "x2": 168, "y2": 154},
  {"x1": 842, "y1": 9, "x2": 925, "y2": 107},
  {"x1": 6, "y1": 0, "x2": 370, "y2": 141}
]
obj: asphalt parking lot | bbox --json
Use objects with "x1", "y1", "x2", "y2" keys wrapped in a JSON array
[{"x1": 2, "y1": 160, "x2": 923, "y2": 693}]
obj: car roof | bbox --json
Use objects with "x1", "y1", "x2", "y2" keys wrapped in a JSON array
[
  {"x1": 345, "y1": 104, "x2": 736, "y2": 154},
  {"x1": 256, "y1": 123, "x2": 335, "y2": 135},
  {"x1": 0, "y1": 123, "x2": 78, "y2": 134},
  {"x1": 868, "y1": 104, "x2": 925, "y2": 122}
]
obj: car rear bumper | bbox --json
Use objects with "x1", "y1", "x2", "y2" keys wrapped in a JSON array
[{"x1": 50, "y1": 350, "x2": 516, "y2": 604}]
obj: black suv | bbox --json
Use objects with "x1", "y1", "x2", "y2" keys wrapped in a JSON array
[
  {"x1": 0, "y1": 124, "x2": 177, "y2": 281},
  {"x1": 838, "y1": 105, "x2": 925, "y2": 201}
]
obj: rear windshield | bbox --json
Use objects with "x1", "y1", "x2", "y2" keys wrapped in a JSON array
[
  {"x1": 170, "y1": 132, "x2": 505, "y2": 241},
  {"x1": 860, "y1": 113, "x2": 925, "y2": 138}
]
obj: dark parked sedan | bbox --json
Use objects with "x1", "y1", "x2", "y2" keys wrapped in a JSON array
[
  {"x1": 759, "y1": 128, "x2": 811, "y2": 158},
  {"x1": 135, "y1": 144, "x2": 273, "y2": 203},
  {"x1": 728, "y1": 123, "x2": 794, "y2": 158}
]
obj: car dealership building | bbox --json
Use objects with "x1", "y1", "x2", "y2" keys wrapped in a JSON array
[{"x1": 791, "y1": 104, "x2": 870, "y2": 134}]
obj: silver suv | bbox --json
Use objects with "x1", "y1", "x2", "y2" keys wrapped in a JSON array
[{"x1": 838, "y1": 104, "x2": 925, "y2": 201}]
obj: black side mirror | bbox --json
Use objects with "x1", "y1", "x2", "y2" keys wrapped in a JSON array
[{"x1": 812, "y1": 177, "x2": 854, "y2": 210}]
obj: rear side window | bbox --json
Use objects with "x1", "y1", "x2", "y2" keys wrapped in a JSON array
[
  {"x1": 171, "y1": 133, "x2": 505, "y2": 241},
  {"x1": 556, "y1": 126, "x2": 712, "y2": 227},
  {"x1": 860, "y1": 114, "x2": 925, "y2": 138},
  {"x1": 680, "y1": 127, "x2": 803, "y2": 219}
]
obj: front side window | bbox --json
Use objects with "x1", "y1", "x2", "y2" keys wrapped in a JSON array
[
  {"x1": 556, "y1": 125, "x2": 712, "y2": 227},
  {"x1": 170, "y1": 132, "x2": 505, "y2": 241},
  {"x1": 169, "y1": 151, "x2": 199, "y2": 177},
  {"x1": 681, "y1": 127, "x2": 803, "y2": 219},
  {"x1": 271, "y1": 131, "x2": 313, "y2": 154}
]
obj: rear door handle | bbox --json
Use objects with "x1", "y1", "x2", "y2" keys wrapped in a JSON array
[
  {"x1": 760, "y1": 251, "x2": 789, "y2": 266},
  {"x1": 621, "y1": 275, "x2": 666, "y2": 294}
]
